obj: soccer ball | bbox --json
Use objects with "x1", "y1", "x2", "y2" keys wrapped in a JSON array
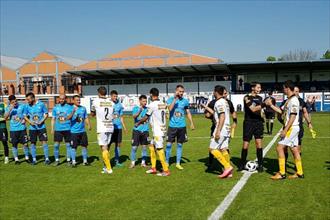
[{"x1": 245, "y1": 161, "x2": 258, "y2": 172}]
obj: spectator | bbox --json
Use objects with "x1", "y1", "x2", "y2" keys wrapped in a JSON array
[
  {"x1": 238, "y1": 77, "x2": 244, "y2": 91},
  {"x1": 42, "y1": 82, "x2": 47, "y2": 94}
]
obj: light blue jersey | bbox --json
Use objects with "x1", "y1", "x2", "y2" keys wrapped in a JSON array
[
  {"x1": 24, "y1": 101, "x2": 48, "y2": 130},
  {"x1": 166, "y1": 96, "x2": 189, "y2": 128},
  {"x1": 5, "y1": 103, "x2": 26, "y2": 131},
  {"x1": 52, "y1": 103, "x2": 73, "y2": 131},
  {"x1": 132, "y1": 105, "x2": 149, "y2": 132},
  {"x1": 70, "y1": 105, "x2": 87, "y2": 133},
  {"x1": 113, "y1": 101, "x2": 124, "y2": 129}
]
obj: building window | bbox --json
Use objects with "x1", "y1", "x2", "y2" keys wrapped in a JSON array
[
  {"x1": 153, "y1": 78, "x2": 167, "y2": 83},
  {"x1": 95, "y1": 80, "x2": 109, "y2": 85},
  {"x1": 110, "y1": 79, "x2": 123, "y2": 85},
  {"x1": 123, "y1": 79, "x2": 138, "y2": 84},
  {"x1": 139, "y1": 78, "x2": 151, "y2": 84},
  {"x1": 184, "y1": 77, "x2": 199, "y2": 82},
  {"x1": 167, "y1": 77, "x2": 182, "y2": 83},
  {"x1": 200, "y1": 76, "x2": 214, "y2": 82}
]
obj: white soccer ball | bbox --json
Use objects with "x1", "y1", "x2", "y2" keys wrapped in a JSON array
[{"x1": 245, "y1": 160, "x2": 258, "y2": 172}]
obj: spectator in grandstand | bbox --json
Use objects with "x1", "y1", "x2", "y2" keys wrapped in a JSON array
[
  {"x1": 166, "y1": 85, "x2": 195, "y2": 170},
  {"x1": 238, "y1": 82, "x2": 265, "y2": 173},
  {"x1": 238, "y1": 78, "x2": 244, "y2": 91},
  {"x1": 2, "y1": 85, "x2": 8, "y2": 95}
]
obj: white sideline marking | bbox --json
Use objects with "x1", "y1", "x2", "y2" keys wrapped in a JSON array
[{"x1": 207, "y1": 131, "x2": 281, "y2": 220}]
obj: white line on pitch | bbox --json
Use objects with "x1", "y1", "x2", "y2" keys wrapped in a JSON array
[{"x1": 207, "y1": 131, "x2": 281, "y2": 220}]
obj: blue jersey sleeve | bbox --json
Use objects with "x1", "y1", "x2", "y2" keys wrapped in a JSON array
[
  {"x1": 132, "y1": 106, "x2": 139, "y2": 115},
  {"x1": 42, "y1": 102, "x2": 48, "y2": 115},
  {"x1": 166, "y1": 97, "x2": 173, "y2": 105},
  {"x1": 184, "y1": 99, "x2": 189, "y2": 110},
  {"x1": 119, "y1": 104, "x2": 124, "y2": 116},
  {"x1": 83, "y1": 107, "x2": 87, "y2": 119}
]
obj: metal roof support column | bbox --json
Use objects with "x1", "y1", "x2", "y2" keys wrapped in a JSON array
[
  {"x1": 16, "y1": 70, "x2": 20, "y2": 88},
  {"x1": 231, "y1": 72, "x2": 237, "y2": 92},
  {"x1": 56, "y1": 60, "x2": 59, "y2": 94},
  {"x1": 197, "y1": 77, "x2": 200, "y2": 95}
]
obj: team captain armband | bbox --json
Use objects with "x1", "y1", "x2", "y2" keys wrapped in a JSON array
[{"x1": 244, "y1": 96, "x2": 252, "y2": 107}]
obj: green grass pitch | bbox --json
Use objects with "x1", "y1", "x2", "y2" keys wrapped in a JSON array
[{"x1": 0, "y1": 113, "x2": 329, "y2": 219}]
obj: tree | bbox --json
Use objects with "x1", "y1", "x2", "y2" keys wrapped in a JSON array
[
  {"x1": 279, "y1": 49, "x2": 317, "y2": 61},
  {"x1": 266, "y1": 56, "x2": 276, "y2": 61},
  {"x1": 322, "y1": 50, "x2": 330, "y2": 59}
]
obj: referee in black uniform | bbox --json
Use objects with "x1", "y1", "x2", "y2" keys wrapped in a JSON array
[
  {"x1": 238, "y1": 82, "x2": 265, "y2": 172},
  {"x1": 264, "y1": 91, "x2": 276, "y2": 135}
]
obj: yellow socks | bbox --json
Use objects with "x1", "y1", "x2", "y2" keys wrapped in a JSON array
[
  {"x1": 211, "y1": 150, "x2": 231, "y2": 169},
  {"x1": 279, "y1": 158, "x2": 285, "y2": 175},
  {"x1": 157, "y1": 149, "x2": 168, "y2": 172},
  {"x1": 222, "y1": 150, "x2": 230, "y2": 164},
  {"x1": 102, "y1": 150, "x2": 111, "y2": 171},
  {"x1": 149, "y1": 145, "x2": 157, "y2": 169},
  {"x1": 295, "y1": 159, "x2": 303, "y2": 175}
]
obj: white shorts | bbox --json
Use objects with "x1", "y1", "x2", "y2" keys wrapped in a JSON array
[
  {"x1": 209, "y1": 136, "x2": 230, "y2": 150},
  {"x1": 278, "y1": 126, "x2": 300, "y2": 148},
  {"x1": 97, "y1": 132, "x2": 113, "y2": 146},
  {"x1": 150, "y1": 136, "x2": 165, "y2": 149}
]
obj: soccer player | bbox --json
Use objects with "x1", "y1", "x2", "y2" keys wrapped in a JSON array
[
  {"x1": 0, "y1": 99, "x2": 9, "y2": 164},
  {"x1": 130, "y1": 95, "x2": 149, "y2": 168},
  {"x1": 90, "y1": 87, "x2": 114, "y2": 174},
  {"x1": 135, "y1": 88, "x2": 170, "y2": 177},
  {"x1": 4, "y1": 95, "x2": 29, "y2": 164},
  {"x1": 202, "y1": 89, "x2": 237, "y2": 171},
  {"x1": 68, "y1": 95, "x2": 91, "y2": 167},
  {"x1": 208, "y1": 85, "x2": 233, "y2": 178},
  {"x1": 165, "y1": 85, "x2": 195, "y2": 170},
  {"x1": 51, "y1": 94, "x2": 73, "y2": 166},
  {"x1": 24, "y1": 92, "x2": 49, "y2": 165},
  {"x1": 263, "y1": 91, "x2": 276, "y2": 135},
  {"x1": 109, "y1": 90, "x2": 127, "y2": 167},
  {"x1": 269, "y1": 80, "x2": 304, "y2": 180},
  {"x1": 238, "y1": 82, "x2": 265, "y2": 172}
]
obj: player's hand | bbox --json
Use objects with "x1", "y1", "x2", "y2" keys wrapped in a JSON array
[
  {"x1": 231, "y1": 122, "x2": 237, "y2": 129},
  {"x1": 190, "y1": 124, "x2": 195, "y2": 130},
  {"x1": 88, "y1": 126, "x2": 92, "y2": 131},
  {"x1": 215, "y1": 133, "x2": 220, "y2": 141},
  {"x1": 201, "y1": 103, "x2": 206, "y2": 109},
  {"x1": 123, "y1": 127, "x2": 128, "y2": 134},
  {"x1": 51, "y1": 129, "x2": 54, "y2": 135},
  {"x1": 280, "y1": 129, "x2": 286, "y2": 138},
  {"x1": 308, "y1": 123, "x2": 313, "y2": 129},
  {"x1": 265, "y1": 99, "x2": 272, "y2": 106},
  {"x1": 134, "y1": 123, "x2": 139, "y2": 127}
]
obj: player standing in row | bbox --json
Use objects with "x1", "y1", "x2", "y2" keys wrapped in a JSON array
[
  {"x1": 203, "y1": 89, "x2": 237, "y2": 172},
  {"x1": 68, "y1": 95, "x2": 91, "y2": 167},
  {"x1": 0, "y1": 99, "x2": 9, "y2": 164},
  {"x1": 269, "y1": 80, "x2": 304, "y2": 179},
  {"x1": 238, "y1": 82, "x2": 265, "y2": 172},
  {"x1": 91, "y1": 87, "x2": 114, "y2": 174},
  {"x1": 130, "y1": 95, "x2": 149, "y2": 168},
  {"x1": 109, "y1": 90, "x2": 127, "y2": 167},
  {"x1": 208, "y1": 85, "x2": 233, "y2": 178},
  {"x1": 51, "y1": 94, "x2": 73, "y2": 166},
  {"x1": 136, "y1": 88, "x2": 170, "y2": 176},
  {"x1": 166, "y1": 85, "x2": 195, "y2": 170},
  {"x1": 24, "y1": 92, "x2": 49, "y2": 165},
  {"x1": 263, "y1": 91, "x2": 276, "y2": 135},
  {"x1": 4, "y1": 95, "x2": 29, "y2": 164}
]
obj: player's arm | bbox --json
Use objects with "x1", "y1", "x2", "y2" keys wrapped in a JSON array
[
  {"x1": 281, "y1": 113, "x2": 296, "y2": 138},
  {"x1": 132, "y1": 107, "x2": 142, "y2": 119},
  {"x1": 302, "y1": 106, "x2": 312, "y2": 129},
  {"x1": 120, "y1": 116, "x2": 127, "y2": 132},
  {"x1": 51, "y1": 117, "x2": 55, "y2": 134},
  {"x1": 245, "y1": 96, "x2": 263, "y2": 113},
  {"x1": 186, "y1": 108, "x2": 195, "y2": 130},
  {"x1": 4, "y1": 105, "x2": 14, "y2": 120},
  {"x1": 267, "y1": 102, "x2": 283, "y2": 114},
  {"x1": 67, "y1": 106, "x2": 77, "y2": 120},
  {"x1": 90, "y1": 105, "x2": 96, "y2": 117},
  {"x1": 23, "y1": 107, "x2": 35, "y2": 126},
  {"x1": 215, "y1": 112, "x2": 225, "y2": 140},
  {"x1": 201, "y1": 104, "x2": 214, "y2": 115},
  {"x1": 168, "y1": 97, "x2": 177, "y2": 112},
  {"x1": 135, "y1": 107, "x2": 152, "y2": 126}
]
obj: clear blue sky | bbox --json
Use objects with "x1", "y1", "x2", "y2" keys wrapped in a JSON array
[{"x1": 1, "y1": 0, "x2": 329, "y2": 62}]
